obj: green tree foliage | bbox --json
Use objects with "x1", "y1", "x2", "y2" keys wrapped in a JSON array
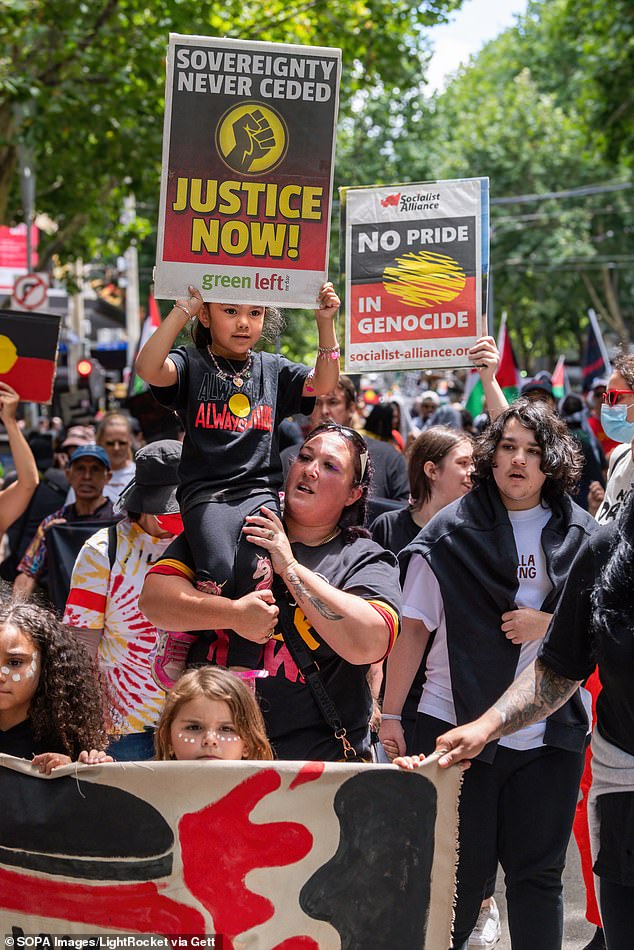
[
  {"x1": 335, "y1": 0, "x2": 633, "y2": 364},
  {"x1": 0, "y1": 0, "x2": 461, "y2": 267}
]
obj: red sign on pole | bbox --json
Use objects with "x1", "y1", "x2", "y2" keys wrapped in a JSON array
[{"x1": 12, "y1": 272, "x2": 48, "y2": 311}]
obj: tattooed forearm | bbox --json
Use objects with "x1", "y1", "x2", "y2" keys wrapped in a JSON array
[
  {"x1": 494, "y1": 659, "x2": 581, "y2": 736},
  {"x1": 285, "y1": 569, "x2": 344, "y2": 621}
]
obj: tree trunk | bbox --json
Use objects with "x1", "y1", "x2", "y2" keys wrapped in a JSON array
[
  {"x1": 581, "y1": 269, "x2": 630, "y2": 346},
  {"x1": 0, "y1": 104, "x2": 18, "y2": 225}
]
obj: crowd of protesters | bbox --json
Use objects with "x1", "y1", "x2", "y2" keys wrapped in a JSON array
[{"x1": 0, "y1": 298, "x2": 633, "y2": 950}]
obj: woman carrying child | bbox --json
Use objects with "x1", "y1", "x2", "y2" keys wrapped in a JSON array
[{"x1": 135, "y1": 283, "x2": 340, "y2": 680}]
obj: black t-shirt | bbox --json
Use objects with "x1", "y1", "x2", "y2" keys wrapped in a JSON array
[
  {"x1": 540, "y1": 521, "x2": 634, "y2": 757},
  {"x1": 0, "y1": 718, "x2": 64, "y2": 759},
  {"x1": 149, "y1": 532, "x2": 402, "y2": 761},
  {"x1": 151, "y1": 347, "x2": 311, "y2": 510},
  {"x1": 370, "y1": 507, "x2": 421, "y2": 555}
]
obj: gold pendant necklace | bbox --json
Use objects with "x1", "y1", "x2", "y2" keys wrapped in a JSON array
[{"x1": 207, "y1": 347, "x2": 253, "y2": 387}]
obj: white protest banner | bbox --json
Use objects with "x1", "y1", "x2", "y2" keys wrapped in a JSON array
[
  {"x1": 342, "y1": 178, "x2": 489, "y2": 372},
  {"x1": 0, "y1": 753, "x2": 461, "y2": 949},
  {"x1": 154, "y1": 35, "x2": 341, "y2": 308}
]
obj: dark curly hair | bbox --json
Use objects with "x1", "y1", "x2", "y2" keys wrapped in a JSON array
[
  {"x1": 0, "y1": 600, "x2": 112, "y2": 757},
  {"x1": 191, "y1": 304, "x2": 285, "y2": 349},
  {"x1": 473, "y1": 399, "x2": 583, "y2": 504},
  {"x1": 300, "y1": 424, "x2": 373, "y2": 541},
  {"x1": 591, "y1": 492, "x2": 634, "y2": 649}
]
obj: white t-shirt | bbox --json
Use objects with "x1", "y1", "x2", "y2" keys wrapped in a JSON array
[
  {"x1": 63, "y1": 518, "x2": 173, "y2": 734},
  {"x1": 403, "y1": 504, "x2": 555, "y2": 750},
  {"x1": 596, "y1": 442, "x2": 634, "y2": 524}
]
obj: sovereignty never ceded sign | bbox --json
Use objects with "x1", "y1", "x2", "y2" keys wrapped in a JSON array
[
  {"x1": 154, "y1": 34, "x2": 341, "y2": 308},
  {"x1": 342, "y1": 178, "x2": 489, "y2": 372}
]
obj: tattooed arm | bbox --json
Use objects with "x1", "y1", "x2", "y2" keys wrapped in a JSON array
[
  {"x1": 243, "y1": 506, "x2": 394, "y2": 665},
  {"x1": 279, "y1": 561, "x2": 391, "y2": 663},
  {"x1": 432, "y1": 659, "x2": 582, "y2": 767}
]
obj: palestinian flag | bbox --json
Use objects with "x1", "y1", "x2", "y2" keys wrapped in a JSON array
[
  {"x1": 464, "y1": 313, "x2": 520, "y2": 416},
  {"x1": 0, "y1": 309, "x2": 61, "y2": 403},
  {"x1": 127, "y1": 291, "x2": 162, "y2": 398},
  {"x1": 551, "y1": 355, "x2": 568, "y2": 399}
]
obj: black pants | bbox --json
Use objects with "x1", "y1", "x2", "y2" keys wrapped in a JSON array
[
  {"x1": 415, "y1": 713, "x2": 585, "y2": 950},
  {"x1": 183, "y1": 489, "x2": 279, "y2": 668},
  {"x1": 599, "y1": 879, "x2": 634, "y2": 950}
]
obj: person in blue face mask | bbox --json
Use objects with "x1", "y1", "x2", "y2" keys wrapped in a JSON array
[{"x1": 594, "y1": 354, "x2": 634, "y2": 525}]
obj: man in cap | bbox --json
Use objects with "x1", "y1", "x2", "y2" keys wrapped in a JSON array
[
  {"x1": 13, "y1": 444, "x2": 115, "y2": 602},
  {"x1": 414, "y1": 390, "x2": 441, "y2": 429},
  {"x1": 520, "y1": 376, "x2": 557, "y2": 410},
  {"x1": 63, "y1": 440, "x2": 185, "y2": 760}
]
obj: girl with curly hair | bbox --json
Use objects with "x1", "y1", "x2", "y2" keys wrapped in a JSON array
[{"x1": 0, "y1": 600, "x2": 112, "y2": 774}]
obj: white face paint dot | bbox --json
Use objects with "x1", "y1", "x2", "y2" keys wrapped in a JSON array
[
  {"x1": 25, "y1": 669, "x2": 34, "y2": 678},
  {"x1": 0, "y1": 666, "x2": 9, "y2": 676},
  {"x1": 11, "y1": 673, "x2": 21, "y2": 682}
]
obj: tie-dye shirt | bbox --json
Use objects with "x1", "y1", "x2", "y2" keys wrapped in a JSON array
[{"x1": 63, "y1": 519, "x2": 175, "y2": 735}]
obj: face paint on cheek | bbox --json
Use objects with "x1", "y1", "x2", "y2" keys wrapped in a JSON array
[
  {"x1": 0, "y1": 666, "x2": 9, "y2": 676},
  {"x1": 175, "y1": 732, "x2": 196, "y2": 744},
  {"x1": 25, "y1": 655, "x2": 38, "y2": 679},
  {"x1": 11, "y1": 673, "x2": 21, "y2": 682}
]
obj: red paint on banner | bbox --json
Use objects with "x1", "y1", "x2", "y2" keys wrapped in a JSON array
[
  {"x1": 273, "y1": 939, "x2": 320, "y2": 948},
  {"x1": 179, "y1": 769, "x2": 313, "y2": 946},
  {"x1": 0, "y1": 866, "x2": 205, "y2": 930},
  {"x1": 289, "y1": 761, "x2": 325, "y2": 789}
]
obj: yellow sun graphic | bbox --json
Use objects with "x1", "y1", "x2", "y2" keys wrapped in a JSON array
[
  {"x1": 229, "y1": 393, "x2": 251, "y2": 418},
  {"x1": 0, "y1": 335, "x2": 18, "y2": 374},
  {"x1": 383, "y1": 251, "x2": 466, "y2": 308}
]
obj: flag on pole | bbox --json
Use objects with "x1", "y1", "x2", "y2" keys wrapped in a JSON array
[
  {"x1": 551, "y1": 356, "x2": 567, "y2": 399},
  {"x1": 0, "y1": 309, "x2": 61, "y2": 403},
  {"x1": 464, "y1": 312, "x2": 520, "y2": 416},
  {"x1": 127, "y1": 291, "x2": 161, "y2": 398},
  {"x1": 581, "y1": 309, "x2": 611, "y2": 392}
]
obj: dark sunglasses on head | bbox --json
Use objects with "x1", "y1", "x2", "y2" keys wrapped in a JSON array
[
  {"x1": 304, "y1": 423, "x2": 369, "y2": 481},
  {"x1": 602, "y1": 390, "x2": 634, "y2": 406}
]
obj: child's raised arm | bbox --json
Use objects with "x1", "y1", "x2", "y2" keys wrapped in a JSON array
[
  {"x1": 135, "y1": 285, "x2": 205, "y2": 387},
  {"x1": 303, "y1": 281, "x2": 341, "y2": 397}
]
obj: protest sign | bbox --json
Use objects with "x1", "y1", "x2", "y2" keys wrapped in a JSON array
[
  {"x1": 154, "y1": 35, "x2": 341, "y2": 309},
  {"x1": 0, "y1": 753, "x2": 461, "y2": 949},
  {"x1": 342, "y1": 178, "x2": 489, "y2": 372},
  {"x1": 0, "y1": 309, "x2": 61, "y2": 403}
]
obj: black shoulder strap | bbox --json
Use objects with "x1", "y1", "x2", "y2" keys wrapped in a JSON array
[
  {"x1": 273, "y1": 578, "x2": 364, "y2": 762},
  {"x1": 107, "y1": 524, "x2": 118, "y2": 570}
]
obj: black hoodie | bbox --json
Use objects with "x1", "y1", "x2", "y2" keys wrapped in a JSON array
[{"x1": 399, "y1": 479, "x2": 597, "y2": 762}]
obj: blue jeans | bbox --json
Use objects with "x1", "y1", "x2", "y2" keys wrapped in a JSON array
[{"x1": 108, "y1": 730, "x2": 155, "y2": 761}]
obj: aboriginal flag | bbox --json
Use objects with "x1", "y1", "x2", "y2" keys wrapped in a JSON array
[{"x1": 0, "y1": 309, "x2": 61, "y2": 403}]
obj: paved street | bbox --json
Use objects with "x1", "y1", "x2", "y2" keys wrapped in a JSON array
[{"x1": 493, "y1": 840, "x2": 594, "y2": 949}]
